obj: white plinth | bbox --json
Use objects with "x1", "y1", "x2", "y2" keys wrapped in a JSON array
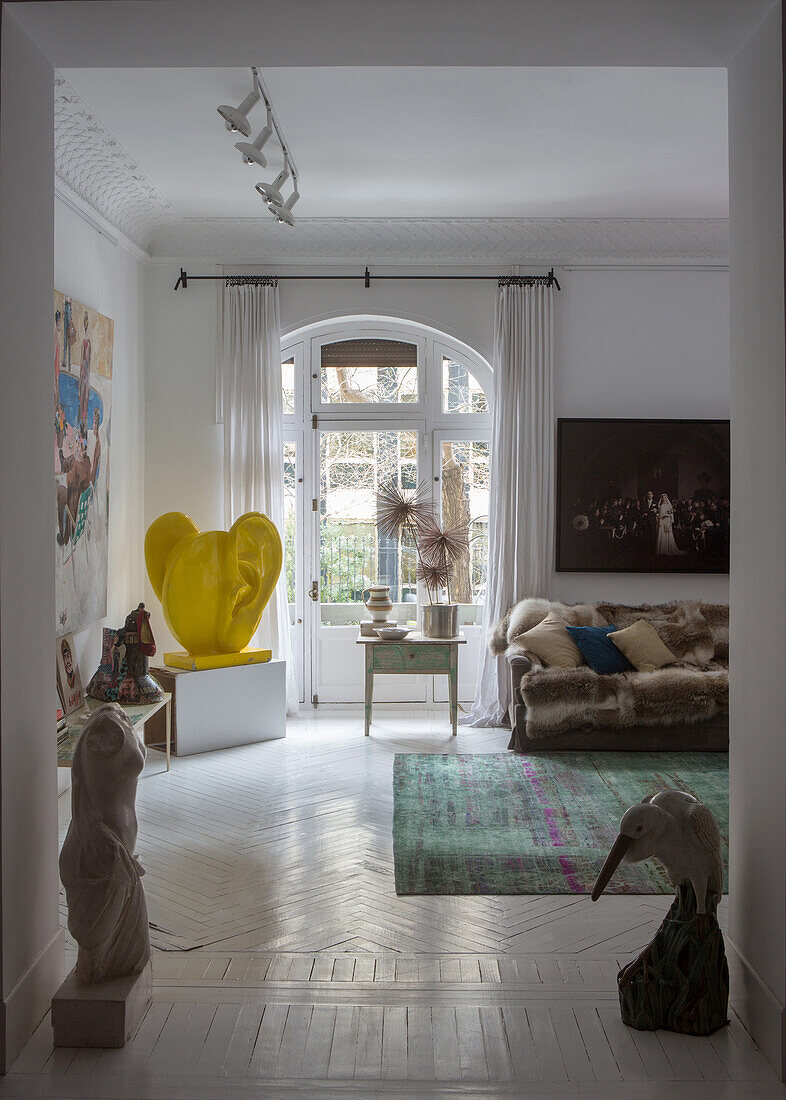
[
  {"x1": 52, "y1": 962, "x2": 152, "y2": 1048},
  {"x1": 167, "y1": 659, "x2": 286, "y2": 756}
]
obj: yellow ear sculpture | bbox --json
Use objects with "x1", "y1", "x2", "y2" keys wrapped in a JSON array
[{"x1": 144, "y1": 511, "x2": 282, "y2": 664}]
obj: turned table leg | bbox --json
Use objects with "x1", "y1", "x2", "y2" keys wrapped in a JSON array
[
  {"x1": 449, "y1": 644, "x2": 458, "y2": 736},
  {"x1": 364, "y1": 647, "x2": 373, "y2": 736}
]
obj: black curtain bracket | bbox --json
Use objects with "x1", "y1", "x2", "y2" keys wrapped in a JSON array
[
  {"x1": 224, "y1": 275, "x2": 279, "y2": 287},
  {"x1": 498, "y1": 268, "x2": 561, "y2": 291}
]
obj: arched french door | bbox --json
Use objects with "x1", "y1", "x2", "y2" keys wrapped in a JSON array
[{"x1": 280, "y1": 317, "x2": 492, "y2": 705}]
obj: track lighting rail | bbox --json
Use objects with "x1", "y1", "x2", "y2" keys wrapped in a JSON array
[
  {"x1": 173, "y1": 267, "x2": 562, "y2": 291},
  {"x1": 218, "y1": 67, "x2": 300, "y2": 223},
  {"x1": 252, "y1": 68, "x2": 298, "y2": 186}
]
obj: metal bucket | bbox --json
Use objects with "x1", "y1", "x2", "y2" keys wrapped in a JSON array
[{"x1": 421, "y1": 603, "x2": 458, "y2": 639}]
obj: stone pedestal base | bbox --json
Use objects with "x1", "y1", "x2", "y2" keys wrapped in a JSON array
[{"x1": 52, "y1": 962, "x2": 152, "y2": 1048}]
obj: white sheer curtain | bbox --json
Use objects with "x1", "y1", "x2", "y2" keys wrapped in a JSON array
[
  {"x1": 465, "y1": 281, "x2": 555, "y2": 727},
  {"x1": 220, "y1": 280, "x2": 298, "y2": 714}
]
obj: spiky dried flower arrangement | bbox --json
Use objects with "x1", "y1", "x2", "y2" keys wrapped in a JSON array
[
  {"x1": 376, "y1": 480, "x2": 470, "y2": 605},
  {"x1": 417, "y1": 518, "x2": 470, "y2": 568},
  {"x1": 375, "y1": 481, "x2": 434, "y2": 540},
  {"x1": 416, "y1": 557, "x2": 451, "y2": 601}
]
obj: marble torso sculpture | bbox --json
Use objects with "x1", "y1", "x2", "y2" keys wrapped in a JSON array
[
  {"x1": 59, "y1": 703, "x2": 151, "y2": 985},
  {"x1": 592, "y1": 788, "x2": 728, "y2": 1034}
]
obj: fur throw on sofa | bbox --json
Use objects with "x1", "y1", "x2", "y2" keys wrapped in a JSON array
[
  {"x1": 490, "y1": 597, "x2": 727, "y2": 667},
  {"x1": 489, "y1": 597, "x2": 606, "y2": 655},
  {"x1": 490, "y1": 597, "x2": 729, "y2": 738},
  {"x1": 520, "y1": 663, "x2": 728, "y2": 736}
]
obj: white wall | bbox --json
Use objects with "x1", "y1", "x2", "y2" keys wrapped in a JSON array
[
  {"x1": 727, "y1": 1, "x2": 786, "y2": 1076},
  {"x1": 552, "y1": 266, "x2": 730, "y2": 605},
  {"x1": 145, "y1": 260, "x2": 730, "y2": 654},
  {"x1": 54, "y1": 197, "x2": 148, "y2": 780},
  {"x1": 0, "y1": 8, "x2": 63, "y2": 1072}
]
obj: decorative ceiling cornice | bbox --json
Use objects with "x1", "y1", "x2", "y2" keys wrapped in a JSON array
[
  {"x1": 55, "y1": 76, "x2": 729, "y2": 264},
  {"x1": 55, "y1": 75, "x2": 176, "y2": 248},
  {"x1": 153, "y1": 216, "x2": 729, "y2": 263}
]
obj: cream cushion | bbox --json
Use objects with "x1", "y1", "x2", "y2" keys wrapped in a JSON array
[
  {"x1": 609, "y1": 619, "x2": 677, "y2": 672},
  {"x1": 514, "y1": 613, "x2": 585, "y2": 668}
]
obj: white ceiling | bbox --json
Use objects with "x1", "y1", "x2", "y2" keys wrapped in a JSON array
[{"x1": 61, "y1": 66, "x2": 728, "y2": 221}]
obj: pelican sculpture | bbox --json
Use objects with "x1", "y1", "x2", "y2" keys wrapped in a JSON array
[
  {"x1": 592, "y1": 789, "x2": 723, "y2": 913},
  {"x1": 591, "y1": 788, "x2": 728, "y2": 1035}
]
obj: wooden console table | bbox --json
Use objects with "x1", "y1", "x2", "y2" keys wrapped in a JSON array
[
  {"x1": 356, "y1": 632, "x2": 466, "y2": 736},
  {"x1": 58, "y1": 694, "x2": 172, "y2": 772}
]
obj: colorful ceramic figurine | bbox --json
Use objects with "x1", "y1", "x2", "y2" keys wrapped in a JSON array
[
  {"x1": 87, "y1": 603, "x2": 164, "y2": 704},
  {"x1": 144, "y1": 511, "x2": 282, "y2": 668}
]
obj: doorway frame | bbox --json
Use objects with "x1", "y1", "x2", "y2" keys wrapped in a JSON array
[{"x1": 0, "y1": 0, "x2": 783, "y2": 1075}]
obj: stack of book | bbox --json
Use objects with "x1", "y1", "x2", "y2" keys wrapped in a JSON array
[{"x1": 56, "y1": 690, "x2": 69, "y2": 746}]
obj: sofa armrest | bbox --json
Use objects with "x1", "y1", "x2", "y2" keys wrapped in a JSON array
[
  {"x1": 508, "y1": 652, "x2": 533, "y2": 683},
  {"x1": 507, "y1": 652, "x2": 532, "y2": 729}
]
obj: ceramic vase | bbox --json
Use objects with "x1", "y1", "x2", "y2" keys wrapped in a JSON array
[{"x1": 362, "y1": 585, "x2": 394, "y2": 624}]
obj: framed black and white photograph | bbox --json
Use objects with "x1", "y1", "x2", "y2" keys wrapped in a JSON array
[{"x1": 556, "y1": 418, "x2": 730, "y2": 574}]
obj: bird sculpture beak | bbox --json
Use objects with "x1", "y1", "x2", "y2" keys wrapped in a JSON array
[{"x1": 591, "y1": 834, "x2": 634, "y2": 901}]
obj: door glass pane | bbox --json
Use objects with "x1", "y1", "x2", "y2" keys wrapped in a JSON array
[
  {"x1": 282, "y1": 356, "x2": 295, "y2": 415},
  {"x1": 321, "y1": 339, "x2": 418, "y2": 404},
  {"x1": 442, "y1": 357, "x2": 489, "y2": 414},
  {"x1": 440, "y1": 438, "x2": 489, "y2": 625},
  {"x1": 283, "y1": 440, "x2": 297, "y2": 621},
  {"x1": 320, "y1": 429, "x2": 418, "y2": 625}
]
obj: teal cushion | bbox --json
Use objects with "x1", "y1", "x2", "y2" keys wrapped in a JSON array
[{"x1": 565, "y1": 624, "x2": 633, "y2": 675}]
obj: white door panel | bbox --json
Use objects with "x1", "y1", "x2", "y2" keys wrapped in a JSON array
[
  {"x1": 314, "y1": 422, "x2": 426, "y2": 703},
  {"x1": 431, "y1": 430, "x2": 490, "y2": 706}
]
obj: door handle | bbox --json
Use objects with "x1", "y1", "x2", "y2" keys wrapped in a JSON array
[{"x1": 308, "y1": 581, "x2": 319, "y2": 602}]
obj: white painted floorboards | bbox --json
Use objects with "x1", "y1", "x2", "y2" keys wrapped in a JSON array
[{"x1": 3, "y1": 708, "x2": 783, "y2": 1098}]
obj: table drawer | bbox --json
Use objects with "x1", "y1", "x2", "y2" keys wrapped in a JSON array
[{"x1": 372, "y1": 644, "x2": 450, "y2": 672}]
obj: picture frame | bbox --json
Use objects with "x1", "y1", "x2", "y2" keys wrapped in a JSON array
[
  {"x1": 56, "y1": 632, "x2": 84, "y2": 715},
  {"x1": 54, "y1": 290, "x2": 113, "y2": 637},
  {"x1": 555, "y1": 418, "x2": 730, "y2": 574}
]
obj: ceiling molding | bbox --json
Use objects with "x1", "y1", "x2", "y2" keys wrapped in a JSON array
[
  {"x1": 150, "y1": 217, "x2": 729, "y2": 263},
  {"x1": 55, "y1": 75, "x2": 175, "y2": 250},
  {"x1": 55, "y1": 75, "x2": 729, "y2": 265}
]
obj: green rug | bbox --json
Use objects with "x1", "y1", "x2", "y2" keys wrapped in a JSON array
[{"x1": 393, "y1": 752, "x2": 729, "y2": 895}]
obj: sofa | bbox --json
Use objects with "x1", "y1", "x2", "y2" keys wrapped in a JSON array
[{"x1": 490, "y1": 598, "x2": 729, "y2": 752}]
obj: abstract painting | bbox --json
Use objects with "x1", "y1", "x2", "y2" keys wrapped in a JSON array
[
  {"x1": 556, "y1": 418, "x2": 730, "y2": 573},
  {"x1": 54, "y1": 291, "x2": 113, "y2": 635}
]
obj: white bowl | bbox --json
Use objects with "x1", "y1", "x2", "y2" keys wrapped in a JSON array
[{"x1": 374, "y1": 626, "x2": 411, "y2": 641}]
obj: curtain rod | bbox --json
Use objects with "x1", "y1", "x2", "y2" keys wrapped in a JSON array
[{"x1": 173, "y1": 266, "x2": 561, "y2": 291}]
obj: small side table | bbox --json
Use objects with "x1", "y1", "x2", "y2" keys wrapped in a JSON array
[
  {"x1": 58, "y1": 694, "x2": 172, "y2": 772},
  {"x1": 356, "y1": 632, "x2": 466, "y2": 736}
]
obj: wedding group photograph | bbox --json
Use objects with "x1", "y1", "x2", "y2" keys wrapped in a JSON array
[{"x1": 556, "y1": 418, "x2": 730, "y2": 573}]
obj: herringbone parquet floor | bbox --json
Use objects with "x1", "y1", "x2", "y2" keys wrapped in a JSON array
[{"x1": 5, "y1": 707, "x2": 781, "y2": 1098}]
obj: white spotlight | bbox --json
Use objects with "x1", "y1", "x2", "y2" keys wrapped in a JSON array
[
  {"x1": 217, "y1": 80, "x2": 260, "y2": 137},
  {"x1": 255, "y1": 166, "x2": 290, "y2": 208},
  {"x1": 270, "y1": 187, "x2": 300, "y2": 226},
  {"x1": 235, "y1": 108, "x2": 273, "y2": 167}
]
